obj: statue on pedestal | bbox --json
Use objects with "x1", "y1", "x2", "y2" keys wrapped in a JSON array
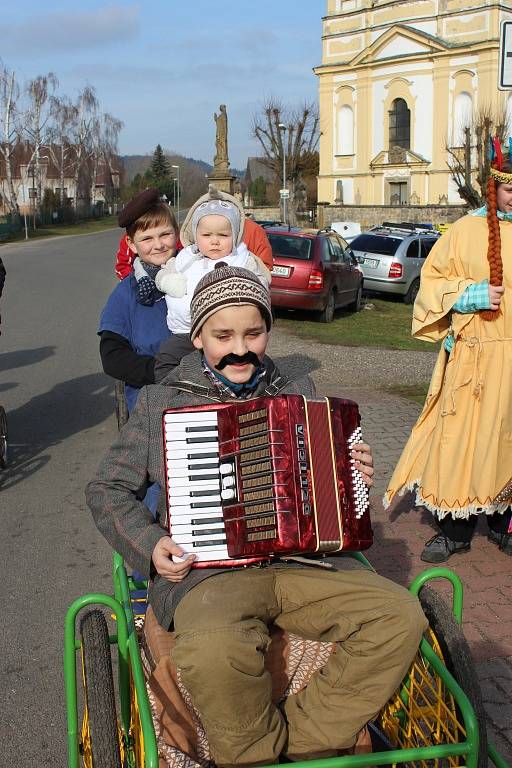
[{"x1": 214, "y1": 104, "x2": 229, "y2": 171}]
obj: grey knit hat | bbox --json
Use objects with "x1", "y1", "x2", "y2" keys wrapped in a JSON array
[
  {"x1": 190, "y1": 263, "x2": 272, "y2": 339},
  {"x1": 190, "y1": 198, "x2": 241, "y2": 248}
]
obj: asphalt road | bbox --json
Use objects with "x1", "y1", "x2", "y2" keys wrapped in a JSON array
[{"x1": 0, "y1": 229, "x2": 122, "y2": 767}]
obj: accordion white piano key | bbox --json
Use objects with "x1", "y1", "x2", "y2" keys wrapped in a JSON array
[
  {"x1": 172, "y1": 534, "x2": 228, "y2": 548},
  {"x1": 170, "y1": 522, "x2": 225, "y2": 536},
  {"x1": 166, "y1": 439, "x2": 219, "y2": 452},
  {"x1": 168, "y1": 480, "x2": 220, "y2": 494},
  {"x1": 167, "y1": 476, "x2": 220, "y2": 490},
  {"x1": 173, "y1": 545, "x2": 229, "y2": 563},
  {"x1": 171, "y1": 506, "x2": 222, "y2": 525},
  {"x1": 165, "y1": 446, "x2": 219, "y2": 463},
  {"x1": 165, "y1": 412, "x2": 219, "y2": 424},
  {"x1": 166, "y1": 464, "x2": 221, "y2": 477},
  {"x1": 169, "y1": 499, "x2": 223, "y2": 512},
  {"x1": 164, "y1": 424, "x2": 219, "y2": 436}
]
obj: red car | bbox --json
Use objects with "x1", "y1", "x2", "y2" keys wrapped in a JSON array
[{"x1": 267, "y1": 227, "x2": 363, "y2": 323}]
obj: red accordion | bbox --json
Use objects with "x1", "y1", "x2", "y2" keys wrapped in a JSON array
[{"x1": 162, "y1": 395, "x2": 372, "y2": 568}]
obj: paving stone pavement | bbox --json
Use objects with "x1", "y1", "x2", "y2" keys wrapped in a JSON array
[{"x1": 269, "y1": 325, "x2": 512, "y2": 764}]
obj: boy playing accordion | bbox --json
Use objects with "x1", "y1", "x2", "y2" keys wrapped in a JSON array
[{"x1": 87, "y1": 264, "x2": 426, "y2": 766}]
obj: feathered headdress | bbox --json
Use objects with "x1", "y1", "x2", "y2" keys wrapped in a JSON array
[{"x1": 489, "y1": 136, "x2": 512, "y2": 183}]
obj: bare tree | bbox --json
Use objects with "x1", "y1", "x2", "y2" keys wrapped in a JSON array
[
  {"x1": 21, "y1": 72, "x2": 59, "y2": 221},
  {"x1": 0, "y1": 66, "x2": 21, "y2": 216},
  {"x1": 252, "y1": 99, "x2": 319, "y2": 224},
  {"x1": 48, "y1": 95, "x2": 77, "y2": 206},
  {"x1": 446, "y1": 102, "x2": 510, "y2": 208},
  {"x1": 93, "y1": 112, "x2": 123, "y2": 206},
  {"x1": 69, "y1": 86, "x2": 99, "y2": 212}
]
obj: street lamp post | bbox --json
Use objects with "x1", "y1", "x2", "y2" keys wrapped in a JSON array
[
  {"x1": 278, "y1": 123, "x2": 287, "y2": 225},
  {"x1": 171, "y1": 164, "x2": 180, "y2": 223}
]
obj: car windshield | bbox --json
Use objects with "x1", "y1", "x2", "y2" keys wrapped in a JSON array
[
  {"x1": 268, "y1": 235, "x2": 312, "y2": 260},
  {"x1": 351, "y1": 234, "x2": 401, "y2": 256}
]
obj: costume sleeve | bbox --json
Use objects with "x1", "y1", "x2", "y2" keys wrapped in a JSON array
[
  {"x1": 100, "y1": 331, "x2": 156, "y2": 388},
  {"x1": 412, "y1": 222, "x2": 474, "y2": 342},
  {"x1": 85, "y1": 387, "x2": 169, "y2": 576},
  {"x1": 115, "y1": 235, "x2": 134, "y2": 280},
  {"x1": 452, "y1": 280, "x2": 491, "y2": 313},
  {"x1": 154, "y1": 335, "x2": 195, "y2": 383},
  {"x1": 243, "y1": 220, "x2": 273, "y2": 268}
]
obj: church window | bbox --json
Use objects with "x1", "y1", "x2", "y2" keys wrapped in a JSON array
[
  {"x1": 337, "y1": 105, "x2": 354, "y2": 155},
  {"x1": 389, "y1": 98, "x2": 410, "y2": 150},
  {"x1": 453, "y1": 92, "x2": 472, "y2": 146}
]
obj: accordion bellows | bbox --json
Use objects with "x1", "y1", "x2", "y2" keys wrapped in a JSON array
[{"x1": 163, "y1": 395, "x2": 373, "y2": 568}]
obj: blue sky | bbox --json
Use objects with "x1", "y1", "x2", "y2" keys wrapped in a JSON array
[{"x1": 1, "y1": 1, "x2": 324, "y2": 168}]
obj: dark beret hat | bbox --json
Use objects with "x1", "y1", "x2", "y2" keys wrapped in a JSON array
[{"x1": 118, "y1": 187, "x2": 161, "y2": 228}]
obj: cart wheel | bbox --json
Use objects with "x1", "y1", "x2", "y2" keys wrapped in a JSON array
[
  {"x1": 419, "y1": 586, "x2": 488, "y2": 766},
  {"x1": 80, "y1": 610, "x2": 122, "y2": 768},
  {"x1": 0, "y1": 406, "x2": 8, "y2": 469},
  {"x1": 379, "y1": 585, "x2": 488, "y2": 765},
  {"x1": 114, "y1": 380, "x2": 129, "y2": 431}
]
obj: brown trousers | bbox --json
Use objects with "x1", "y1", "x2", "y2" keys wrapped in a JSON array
[{"x1": 172, "y1": 566, "x2": 427, "y2": 767}]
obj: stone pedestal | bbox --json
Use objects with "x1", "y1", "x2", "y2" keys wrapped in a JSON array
[{"x1": 207, "y1": 171, "x2": 236, "y2": 194}]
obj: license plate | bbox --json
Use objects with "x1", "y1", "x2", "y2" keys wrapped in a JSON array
[
  {"x1": 271, "y1": 265, "x2": 291, "y2": 277},
  {"x1": 363, "y1": 257, "x2": 379, "y2": 268}
]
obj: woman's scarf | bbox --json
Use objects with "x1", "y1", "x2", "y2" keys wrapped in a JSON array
[
  {"x1": 133, "y1": 257, "x2": 164, "y2": 306},
  {"x1": 471, "y1": 204, "x2": 512, "y2": 222}
]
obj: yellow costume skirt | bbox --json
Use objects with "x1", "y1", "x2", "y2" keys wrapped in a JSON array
[{"x1": 384, "y1": 335, "x2": 512, "y2": 519}]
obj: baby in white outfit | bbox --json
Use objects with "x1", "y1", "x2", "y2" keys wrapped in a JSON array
[{"x1": 155, "y1": 194, "x2": 270, "y2": 335}]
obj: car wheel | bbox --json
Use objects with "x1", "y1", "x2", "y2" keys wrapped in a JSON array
[
  {"x1": 404, "y1": 278, "x2": 420, "y2": 305},
  {"x1": 317, "y1": 289, "x2": 336, "y2": 323},
  {"x1": 349, "y1": 284, "x2": 363, "y2": 313}
]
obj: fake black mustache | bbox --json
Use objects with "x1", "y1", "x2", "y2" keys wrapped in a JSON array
[{"x1": 216, "y1": 352, "x2": 261, "y2": 370}]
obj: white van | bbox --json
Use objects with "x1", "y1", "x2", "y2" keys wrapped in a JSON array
[{"x1": 330, "y1": 221, "x2": 361, "y2": 243}]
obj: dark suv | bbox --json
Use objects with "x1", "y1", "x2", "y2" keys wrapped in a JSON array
[{"x1": 267, "y1": 227, "x2": 363, "y2": 323}]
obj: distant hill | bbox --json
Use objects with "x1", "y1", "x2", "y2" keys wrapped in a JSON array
[
  {"x1": 119, "y1": 152, "x2": 245, "y2": 206},
  {"x1": 120, "y1": 154, "x2": 244, "y2": 182}
]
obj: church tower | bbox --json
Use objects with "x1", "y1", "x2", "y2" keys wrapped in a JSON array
[{"x1": 315, "y1": 0, "x2": 512, "y2": 206}]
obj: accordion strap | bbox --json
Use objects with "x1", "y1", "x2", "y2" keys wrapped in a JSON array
[
  {"x1": 166, "y1": 380, "x2": 224, "y2": 401},
  {"x1": 262, "y1": 375, "x2": 289, "y2": 396}
]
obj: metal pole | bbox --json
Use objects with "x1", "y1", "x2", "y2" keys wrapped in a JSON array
[
  {"x1": 278, "y1": 124, "x2": 287, "y2": 225},
  {"x1": 282, "y1": 149, "x2": 287, "y2": 226},
  {"x1": 172, "y1": 165, "x2": 180, "y2": 224}
]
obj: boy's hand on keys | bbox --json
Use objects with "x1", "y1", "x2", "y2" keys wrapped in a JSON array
[
  {"x1": 152, "y1": 537, "x2": 196, "y2": 581},
  {"x1": 351, "y1": 442, "x2": 374, "y2": 487}
]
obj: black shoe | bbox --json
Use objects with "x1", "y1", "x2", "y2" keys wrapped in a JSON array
[
  {"x1": 488, "y1": 529, "x2": 512, "y2": 556},
  {"x1": 420, "y1": 533, "x2": 471, "y2": 563}
]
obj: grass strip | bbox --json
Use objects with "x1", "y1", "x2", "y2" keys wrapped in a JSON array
[
  {"x1": 3, "y1": 216, "x2": 119, "y2": 243},
  {"x1": 275, "y1": 298, "x2": 440, "y2": 352}
]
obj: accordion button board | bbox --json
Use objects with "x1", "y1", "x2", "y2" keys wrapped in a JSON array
[{"x1": 163, "y1": 395, "x2": 372, "y2": 567}]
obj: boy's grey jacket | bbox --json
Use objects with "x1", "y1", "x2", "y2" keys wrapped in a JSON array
[{"x1": 86, "y1": 351, "x2": 320, "y2": 629}]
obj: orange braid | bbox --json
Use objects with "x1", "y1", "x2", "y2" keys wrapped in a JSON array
[{"x1": 481, "y1": 175, "x2": 503, "y2": 321}]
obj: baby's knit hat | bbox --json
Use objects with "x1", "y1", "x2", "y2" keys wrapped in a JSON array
[
  {"x1": 190, "y1": 263, "x2": 272, "y2": 339},
  {"x1": 190, "y1": 198, "x2": 241, "y2": 246}
]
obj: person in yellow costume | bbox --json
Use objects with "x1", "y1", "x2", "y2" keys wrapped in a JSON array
[{"x1": 384, "y1": 143, "x2": 512, "y2": 562}]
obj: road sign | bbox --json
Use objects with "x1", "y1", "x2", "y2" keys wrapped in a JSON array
[
  {"x1": 499, "y1": 20, "x2": 512, "y2": 90},
  {"x1": 279, "y1": 189, "x2": 290, "y2": 198}
]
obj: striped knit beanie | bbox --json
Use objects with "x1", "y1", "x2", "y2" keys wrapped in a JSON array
[{"x1": 190, "y1": 262, "x2": 272, "y2": 339}]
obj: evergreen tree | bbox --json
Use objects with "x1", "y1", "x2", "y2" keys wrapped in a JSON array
[{"x1": 151, "y1": 144, "x2": 171, "y2": 181}]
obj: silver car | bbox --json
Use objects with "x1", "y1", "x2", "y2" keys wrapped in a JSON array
[{"x1": 351, "y1": 223, "x2": 439, "y2": 304}]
